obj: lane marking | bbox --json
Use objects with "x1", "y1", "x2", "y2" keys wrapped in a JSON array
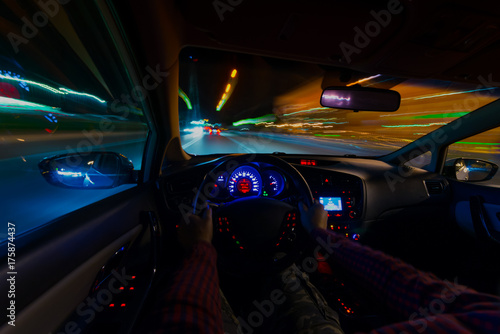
[
  {"x1": 225, "y1": 135, "x2": 255, "y2": 153},
  {"x1": 182, "y1": 134, "x2": 203, "y2": 149}
]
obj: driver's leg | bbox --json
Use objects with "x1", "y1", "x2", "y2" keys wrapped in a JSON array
[
  {"x1": 272, "y1": 264, "x2": 344, "y2": 334},
  {"x1": 220, "y1": 289, "x2": 241, "y2": 334}
]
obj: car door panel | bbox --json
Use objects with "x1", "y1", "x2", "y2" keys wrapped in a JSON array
[
  {"x1": 450, "y1": 180, "x2": 500, "y2": 239},
  {"x1": 0, "y1": 184, "x2": 160, "y2": 333}
]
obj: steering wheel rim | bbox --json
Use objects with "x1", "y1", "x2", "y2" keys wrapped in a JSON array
[{"x1": 193, "y1": 154, "x2": 314, "y2": 273}]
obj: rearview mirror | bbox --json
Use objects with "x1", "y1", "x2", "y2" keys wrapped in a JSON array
[
  {"x1": 320, "y1": 86, "x2": 400, "y2": 111},
  {"x1": 38, "y1": 152, "x2": 136, "y2": 189},
  {"x1": 444, "y1": 158, "x2": 498, "y2": 182}
]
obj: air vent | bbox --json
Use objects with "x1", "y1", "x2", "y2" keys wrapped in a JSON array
[{"x1": 424, "y1": 180, "x2": 444, "y2": 195}]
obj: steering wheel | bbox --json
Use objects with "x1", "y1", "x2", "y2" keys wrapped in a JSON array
[{"x1": 193, "y1": 154, "x2": 314, "y2": 274}]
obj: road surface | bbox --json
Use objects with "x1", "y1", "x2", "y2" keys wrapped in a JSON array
[{"x1": 181, "y1": 130, "x2": 398, "y2": 156}]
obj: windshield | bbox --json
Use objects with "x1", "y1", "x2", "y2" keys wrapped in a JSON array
[{"x1": 179, "y1": 47, "x2": 500, "y2": 156}]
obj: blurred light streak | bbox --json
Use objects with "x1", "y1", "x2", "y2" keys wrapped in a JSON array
[
  {"x1": 346, "y1": 74, "x2": 381, "y2": 87},
  {"x1": 59, "y1": 88, "x2": 106, "y2": 103},
  {"x1": 283, "y1": 107, "x2": 331, "y2": 116},
  {"x1": 0, "y1": 73, "x2": 63, "y2": 94},
  {"x1": 217, "y1": 70, "x2": 238, "y2": 111},
  {"x1": 178, "y1": 88, "x2": 193, "y2": 110},
  {"x1": 411, "y1": 112, "x2": 469, "y2": 119},
  {"x1": 233, "y1": 114, "x2": 275, "y2": 126},
  {"x1": 0, "y1": 96, "x2": 60, "y2": 112},
  {"x1": 455, "y1": 141, "x2": 500, "y2": 146},
  {"x1": 381, "y1": 122, "x2": 447, "y2": 128},
  {"x1": 16, "y1": 138, "x2": 25, "y2": 142},
  {"x1": 379, "y1": 110, "x2": 462, "y2": 117},
  {"x1": 0, "y1": 73, "x2": 107, "y2": 103},
  {"x1": 314, "y1": 134, "x2": 341, "y2": 137},
  {"x1": 412, "y1": 87, "x2": 498, "y2": 100},
  {"x1": 183, "y1": 127, "x2": 203, "y2": 134}
]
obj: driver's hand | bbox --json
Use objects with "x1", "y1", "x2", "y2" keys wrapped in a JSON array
[
  {"x1": 299, "y1": 200, "x2": 328, "y2": 233},
  {"x1": 178, "y1": 206, "x2": 213, "y2": 250}
]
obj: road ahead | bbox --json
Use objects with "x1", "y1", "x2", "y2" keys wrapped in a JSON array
[{"x1": 181, "y1": 130, "x2": 398, "y2": 156}]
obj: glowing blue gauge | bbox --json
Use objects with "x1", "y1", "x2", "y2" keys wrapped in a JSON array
[
  {"x1": 228, "y1": 166, "x2": 261, "y2": 197},
  {"x1": 263, "y1": 170, "x2": 285, "y2": 197}
]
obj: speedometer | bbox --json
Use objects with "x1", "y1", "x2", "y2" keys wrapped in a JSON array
[{"x1": 228, "y1": 166, "x2": 261, "y2": 197}]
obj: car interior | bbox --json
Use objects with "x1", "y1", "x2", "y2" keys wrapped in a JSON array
[{"x1": 1, "y1": 0, "x2": 500, "y2": 333}]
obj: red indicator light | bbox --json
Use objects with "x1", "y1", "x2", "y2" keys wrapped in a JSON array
[
  {"x1": 237, "y1": 178, "x2": 251, "y2": 193},
  {"x1": 129, "y1": 287, "x2": 135, "y2": 290},
  {"x1": 131, "y1": 276, "x2": 136, "y2": 279},
  {"x1": 239, "y1": 246, "x2": 244, "y2": 250},
  {"x1": 300, "y1": 159, "x2": 317, "y2": 166},
  {"x1": 109, "y1": 304, "x2": 115, "y2": 307},
  {"x1": 232, "y1": 235, "x2": 236, "y2": 239},
  {"x1": 119, "y1": 287, "x2": 124, "y2": 290},
  {"x1": 120, "y1": 304, "x2": 126, "y2": 307}
]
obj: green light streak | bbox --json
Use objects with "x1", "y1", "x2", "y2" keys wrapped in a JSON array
[
  {"x1": 216, "y1": 99, "x2": 226, "y2": 111},
  {"x1": 382, "y1": 122, "x2": 447, "y2": 128},
  {"x1": 0, "y1": 96, "x2": 60, "y2": 112},
  {"x1": 59, "y1": 88, "x2": 106, "y2": 103},
  {"x1": 0, "y1": 73, "x2": 106, "y2": 103},
  {"x1": 455, "y1": 141, "x2": 500, "y2": 146},
  {"x1": 314, "y1": 134, "x2": 340, "y2": 137},
  {"x1": 0, "y1": 73, "x2": 63, "y2": 95},
  {"x1": 283, "y1": 107, "x2": 331, "y2": 116},
  {"x1": 233, "y1": 114, "x2": 276, "y2": 126},
  {"x1": 411, "y1": 112, "x2": 469, "y2": 119},
  {"x1": 178, "y1": 88, "x2": 193, "y2": 110}
]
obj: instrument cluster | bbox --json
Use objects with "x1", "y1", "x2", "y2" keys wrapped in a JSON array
[{"x1": 215, "y1": 164, "x2": 287, "y2": 199}]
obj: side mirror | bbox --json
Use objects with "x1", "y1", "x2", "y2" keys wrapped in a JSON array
[
  {"x1": 320, "y1": 86, "x2": 401, "y2": 112},
  {"x1": 444, "y1": 158, "x2": 498, "y2": 182},
  {"x1": 38, "y1": 152, "x2": 136, "y2": 189}
]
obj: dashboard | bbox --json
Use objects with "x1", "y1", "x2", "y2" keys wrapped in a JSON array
[
  {"x1": 297, "y1": 166, "x2": 364, "y2": 238},
  {"x1": 162, "y1": 155, "x2": 448, "y2": 244}
]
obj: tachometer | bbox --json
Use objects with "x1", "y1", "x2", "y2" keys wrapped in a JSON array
[
  {"x1": 262, "y1": 170, "x2": 285, "y2": 197},
  {"x1": 228, "y1": 166, "x2": 261, "y2": 197}
]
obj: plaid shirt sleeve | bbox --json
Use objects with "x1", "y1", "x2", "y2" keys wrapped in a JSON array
[
  {"x1": 310, "y1": 228, "x2": 500, "y2": 334},
  {"x1": 151, "y1": 241, "x2": 223, "y2": 334}
]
